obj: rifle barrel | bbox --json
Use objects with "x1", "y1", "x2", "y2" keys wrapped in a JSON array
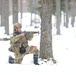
[{"x1": 33, "y1": 31, "x2": 39, "y2": 34}]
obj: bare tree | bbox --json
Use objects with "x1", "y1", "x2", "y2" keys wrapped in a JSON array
[
  {"x1": 12, "y1": 0, "x2": 18, "y2": 24},
  {"x1": 0, "y1": 0, "x2": 1, "y2": 15},
  {"x1": 18, "y1": 0, "x2": 22, "y2": 24},
  {"x1": 65, "y1": 0, "x2": 69, "y2": 28},
  {"x1": 40, "y1": 0, "x2": 56, "y2": 63},
  {"x1": 1, "y1": 0, "x2": 9, "y2": 34},
  {"x1": 70, "y1": 0, "x2": 75, "y2": 27},
  {"x1": 56, "y1": 0, "x2": 61, "y2": 34},
  {"x1": 9, "y1": 0, "x2": 12, "y2": 15},
  {"x1": 0, "y1": 0, "x2": 2, "y2": 26}
]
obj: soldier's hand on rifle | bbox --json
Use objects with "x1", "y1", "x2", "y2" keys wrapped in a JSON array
[{"x1": 20, "y1": 33, "x2": 25, "y2": 36}]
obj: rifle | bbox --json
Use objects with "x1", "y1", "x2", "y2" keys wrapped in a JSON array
[
  {"x1": 0, "y1": 31, "x2": 39, "y2": 41},
  {"x1": 23, "y1": 31, "x2": 39, "y2": 35},
  {"x1": 0, "y1": 38, "x2": 10, "y2": 41},
  {"x1": 32, "y1": 31, "x2": 39, "y2": 34}
]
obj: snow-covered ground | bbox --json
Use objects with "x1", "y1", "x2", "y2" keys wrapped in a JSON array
[{"x1": 0, "y1": 14, "x2": 76, "y2": 75}]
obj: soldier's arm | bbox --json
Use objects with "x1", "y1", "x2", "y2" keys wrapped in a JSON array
[{"x1": 10, "y1": 33, "x2": 25, "y2": 43}]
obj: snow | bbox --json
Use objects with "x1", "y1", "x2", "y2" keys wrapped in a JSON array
[{"x1": 0, "y1": 14, "x2": 76, "y2": 75}]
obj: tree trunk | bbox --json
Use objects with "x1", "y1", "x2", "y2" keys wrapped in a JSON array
[
  {"x1": 1, "y1": 0, "x2": 9, "y2": 34},
  {"x1": 9, "y1": 0, "x2": 12, "y2": 15},
  {"x1": 0, "y1": 0, "x2": 2, "y2": 26},
  {"x1": 65, "y1": 0, "x2": 69, "y2": 28},
  {"x1": 0, "y1": 0, "x2": 1, "y2": 15},
  {"x1": 12, "y1": 0, "x2": 18, "y2": 24},
  {"x1": 63, "y1": 12, "x2": 66, "y2": 26},
  {"x1": 56, "y1": 0, "x2": 61, "y2": 34},
  {"x1": 30, "y1": 0, "x2": 33, "y2": 26},
  {"x1": 71, "y1": 0, "x2": 75, "y2": 27},
  {"x1": 18, "y1": 0, "x2": 22, "y2": 24},
  {"x1": 40, "y1": 0, "x2": 53, "y2": 59}
]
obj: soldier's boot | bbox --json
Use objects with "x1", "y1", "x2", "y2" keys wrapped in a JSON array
[
  {"x1": 33, "y1": 54, "x2": 39, "y2": 65},
  {"x1": 8, "y1": 56, "x2": 14, "y2": 64}
]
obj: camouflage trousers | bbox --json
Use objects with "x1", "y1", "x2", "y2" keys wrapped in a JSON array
[{"x1": 13, "y1": 45, "x2": 39, "y2": 64}]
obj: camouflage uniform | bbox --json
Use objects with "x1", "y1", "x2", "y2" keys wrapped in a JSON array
[{"x1": 9, "y1": 23, "x2": 39, "y2": 64}]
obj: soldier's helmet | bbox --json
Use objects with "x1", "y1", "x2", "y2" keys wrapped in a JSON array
[{"x1": 14, "y1": 23, "x2": 22, "y2": 32}]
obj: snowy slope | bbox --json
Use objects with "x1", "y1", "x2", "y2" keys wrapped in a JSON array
[
  {"x1": 0, "y1": 14, "x2": 76, "y2": 75},
  {"x1": 0, "y1": 26, "x2": 76, "y2": 75}
]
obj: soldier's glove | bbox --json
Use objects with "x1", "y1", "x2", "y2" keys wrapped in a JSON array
[{"x1": 20, "y1": 45, "x2": 26, "y2": 54}]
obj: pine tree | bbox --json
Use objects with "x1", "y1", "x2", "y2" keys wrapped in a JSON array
[{"x1": 40, "y1": 0, "x2": 56, "y2": 63}]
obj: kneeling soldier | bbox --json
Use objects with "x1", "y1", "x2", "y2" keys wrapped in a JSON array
[{"x1": 9, "y1": 23, "x2": 39, "y2": 65}]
